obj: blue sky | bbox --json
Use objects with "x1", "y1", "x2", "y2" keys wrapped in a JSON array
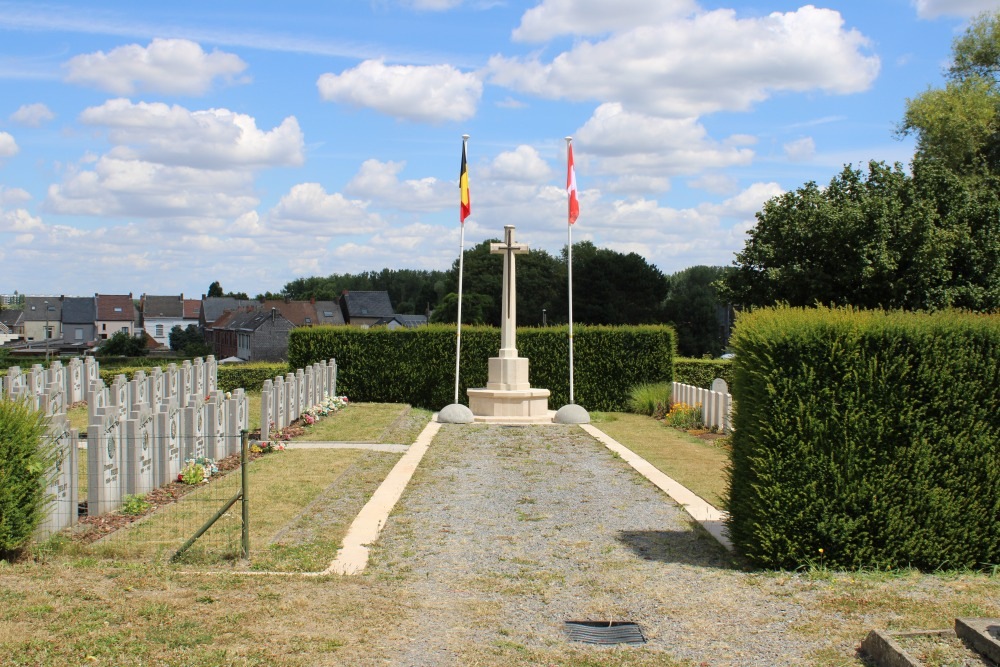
[{"x1": 1, "y1": 0, "x2": 998, "y2": 298}]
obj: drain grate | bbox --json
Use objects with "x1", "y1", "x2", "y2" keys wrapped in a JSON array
[{"x1": 564, "y1": 620, "x2": 646, "y2": 645}]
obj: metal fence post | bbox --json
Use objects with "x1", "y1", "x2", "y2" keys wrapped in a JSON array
[{"x1": 241, "y1": 429, "x2": 249, "y2": 560}]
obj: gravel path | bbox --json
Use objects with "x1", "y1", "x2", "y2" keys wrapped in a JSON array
[{"x1": 365, "y1": 423, "x2": 828, "y2": 666}]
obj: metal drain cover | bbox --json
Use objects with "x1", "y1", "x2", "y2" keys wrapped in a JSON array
[{"x1": 564, "y1": 620, "x2": 646, "y2": 645}]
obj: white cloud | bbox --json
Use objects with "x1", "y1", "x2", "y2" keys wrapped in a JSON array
[
  {"x1": 0, "y1": 207, "x2": 44, "y2": 232},
  {"x1": 45, "y1": 155, "x2": 258, "y2": 219},
  {"x1": 268, "y1": 183, "x2": 385, "y2": 236},
  {"x1": 345, "y1": 159, "x2": 454, "y2": 211},
  {"x1": 687, "y1": 173, "x2": 738, "y2": 196},
  {"x1": 317, "y1": 59, "x2": 482, "y2": 123},
  {"x1": 0, "y1": 131, "x2": 18, "y2": 157},
  {"x1": 406, "y1": 0, "x2": 464, "y2": 9},
  {"x1": 0, "y1": 187, "x2": 30, "y2": 206},
  {"x1": 483, "y1": 145, "x2": 553, "y2": 182},
  {"x1": 80, "y1": 99, "x2": 304, "y2": 169},
  {"x1": 513, "y1": 0, "x2": 697, "y2": 42},
  {"x1": 783, "y1": 136, "x2": 816, "y2": 162},
  {"x1": 576, "y1": 103, "x2": 754, "y2": 178},
  {"x1": 491, "y1": 6, "x2": 879, "y2": 117},
  {"x1": 10, "y1": 103, "x2": 55, "y2": 127},
  {"x1": 64, "y1": 38, "x2": 248, "y2": 95},
  {"x1": 701, "y1": 182, "x2": 785, "y2": 219},
  {"x1": 913, "y1": 0, "x2": 1000, "y2": 18}
]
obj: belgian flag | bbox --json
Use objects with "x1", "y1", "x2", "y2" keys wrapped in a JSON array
[{"x1": 460, "y1": 139, "x2": 471, "y2": 223}]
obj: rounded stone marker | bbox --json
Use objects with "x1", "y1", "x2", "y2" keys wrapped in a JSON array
[
  {"x1": 554, "y1": 403, "x2": 590, "y2": 424},
  {"x1": 437, "y1": 403, "x2": 474, "y2": 424}
]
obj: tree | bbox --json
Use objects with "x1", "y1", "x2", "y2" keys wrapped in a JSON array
[
  {"x1": 663, "y1": 266, "x2": 729, "y2": 357},
  {"x1": 97, "y1": 330, "x2": 148, "y2": 357},
  {"x1": 567, "y1": 242, "x2": 669, "y2": 324},
  {"x1": 169, "y1": 324, "x2": 211, "y2": 357},
  {"x1": 207, "y1": 281, "x2": 224, "y2": 298}
]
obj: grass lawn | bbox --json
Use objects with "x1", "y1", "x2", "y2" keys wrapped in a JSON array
[
  {"x1": 296, "y1": 403, "x2": 432, "y2": 444},
  {"x1": 593, "y1": 412, "x2": 730, "y2": 508}
]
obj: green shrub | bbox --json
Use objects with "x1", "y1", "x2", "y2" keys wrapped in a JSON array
[
  {"x1": 180, "y1": 463, "x2": 204, "y2": 485},
  {"x1": 120, "y1": 494, "x2": 152, "y2": 516},
  {"x1": 726, "y1": 306, "x2": 1000, "y2": 571},
  {"x1": 627, "y1": 382, "x2": 673, "y2": 416},
  {"x1": 288, "y1": 324, "x2": 674, "y2": 412},
  {"x1": 674, "y1": 357, "x2": 733, "y2": 388},
  {"x1": 664, "y1": 402, "x2": 703, "y2": 430},
  {"x1": 0, "y1": 399, "x2": 56, "y2": 555}
]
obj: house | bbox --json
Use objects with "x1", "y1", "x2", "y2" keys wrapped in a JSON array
[
  {"x1": 183, "y1": 298, "x2": 201, "y2": 325},
  {"x1": 95, "y1": 294, "x2": 138, "y2": 340},
  {"x1": 200, "y1": 296, "x2": 259, "y2": 328},
  {"x1": 372, "y1": 314, "x2": 428, "y2": 330},
  {"x1": 260, "y1": 298, "x2": 318, "y2": 327},
  {"x1": 208, "y1": 308, "x2": 254, "y2": 359},
  {"x1": 339, "y1": 290, "x2": 394, "y2": 328},
  {"x1": 314, "y1": 300, "x2": 346, "y2": 326},
  {"x1": 22, "y1": 296, "x2": 62, "y2": 342},
  {"x1": 0, "y1": 308, "x2": 24, "y2": 343},
  {"x1": 141, "y1": 294, "x2": 187, "y2": 347},
  {"x1": 61, "y1": 296, "x2": 97, "y2": 346},
  {"x1": 228, "y1": 308, "x2": 295, "y2": 361}
]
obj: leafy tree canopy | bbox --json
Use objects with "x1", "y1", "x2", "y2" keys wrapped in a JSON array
[
  {"x1": 97, "y1": 330, "x2": 148, "y2": 357},
  {"x1": 663, "y1": 265, "x2": 729, "y2": 357}
]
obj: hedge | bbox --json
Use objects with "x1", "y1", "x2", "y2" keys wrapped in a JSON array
[
  {"x1": 98, "y1": 362, "x2": 287, "y2": 393},
  {"x1": 727, "y1": 306, "x2": 1000, "y2": 570},
  {"x1": 288, "y1": 324, "x2": 675, "y2": 412},
  {"x1": 0, "y1": 398, "x2": 54, "y2": 554},
  {"x1": 673, "y1": 358, "x2": 733, "y2": 388}
]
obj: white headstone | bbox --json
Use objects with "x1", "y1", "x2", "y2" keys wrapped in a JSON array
[
  {"x1": 38, "y1": 417, "x2": 78, "y2": 538},
  {"x1": 124, "y1": 406, "x2": 155, "y2": 496},
  {"x1": 87, "y1": 409, "x2": 122, "y2": 516},
  {"x1": 155, "y1": 401, "x2": 182, "y2": 486}
]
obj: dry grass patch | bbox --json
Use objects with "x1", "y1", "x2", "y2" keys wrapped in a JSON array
[
  {"x1": 82, "y1": 448, "x2": 370, "y2": 570},
  {"x1": 593, "y1": 413, "x2": 729, "y2": 507}
]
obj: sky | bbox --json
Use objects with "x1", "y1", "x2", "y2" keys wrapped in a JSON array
[{"x1": 2, "y1": 0, "x2": 1000, "y2": 299}]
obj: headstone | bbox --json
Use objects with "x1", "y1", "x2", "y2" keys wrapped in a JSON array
[
  {"x1": 226, "y1": 391, "x2": 247, "y2": 456},
  {"x1": 88, "y1": 380, "x2": 109, "y2": 422},
  {"x1": 261, "y1": 379, "x2": 273, "y2": 441},
  {"x1": 205, "y1": 394, "x2": 227, "y2": 460},
  {"x1": 166, "y1": 363, "x2": 179, "y2": 402},
  {"x1": 181, "y1": 361, "x2": 193, "y2": 407},
  {"x1": 87, "y1": 409, "x2": 122, "y2": 516},
  {"x1": 149, "y1": 367, "x2": 164, "y2": 407},
  {"x1": 110, "y1": 375, "x2": 130, "y2": 424},
  {"x1": 83, "y1": 358, "x2": 99, "y2": 403},
  {"x1": 711, "y1": 378, "x2": 728, "y2": 394},
  {"x1": 155, "y1": 401, "x2": 182, "y2": 486},
  {"x1": 181, "y1": 400, "x2": 207, "y2": 463},
  {"x1": 27, "y1": 365, "x2": 45, "y2": 410},
  {"x1": 317, "y1": 361, "x2": 327, "y2": 399},
  {"x1": 297, "y1": 369, "x2": 306, "y2": 415},
  {"x1": 206, "y1": 355, "x2": 217, "y2": 392},
  {"x1": 37, "y1": 417, "x2": 78, "y2": 538},
  {"x1": 193, "y1": 358, "x2": 205, "y2": 397},
  {"x1": 328, "y1": 359, "x2": 338, "y2": 397},
  {"x1": 5, "y1": 366, "x2": 24, "y2": 400},
  {"x1": 274, "y1": 377, "x2": 286, "y2": 430},
  {"x1": 285, "y1": 373, "x2": 297, "y2": 423},
  {"x1": 305, "y1": 368, "x2": 315, "y2": 409},
  {"x1": 42, "y1": 382, "x2": 65, "y2": 418},
  {"x1": 130, "y1": 371, "x2": 149, "y2": 415},
  {"x1": 123, "y1": 406, "x2": 155, "y2": 496},
  {"x1": 68, "y1": 358, "x2": 84, "y2": 404}
]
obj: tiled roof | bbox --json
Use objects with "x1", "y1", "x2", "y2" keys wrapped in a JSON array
[
  {"x1": 226, "y1": 309, "x2": 294, "y2": 332},
  {"x1": 201, "y1": 297, "x2": 259, "y2": 324},
  {"x1": 62, "y1": 297, "x2": 96, "y2": 324},
  {"x1": 183, "y1": 299, "x2": 201, "y2": 320},
  {"x1": 0, "y1": 309, "x2": 23, "y2": 327},
  {"x1": 260, "y1": 300, "x2": 318, "y2": 327},
  {"x1": 340, "y1": 291, "x2": 394, "y2": 320},
  {"x1": 23, "y1": 296, "x2": 63, "y2": 322},
  {"x1": 96, "y1": 294, "x2": 136, "y2": 321},
  {"x1": 314, "y1": 300, "x2": 345, "y2": 325},
  {"x1": 142, "y1": 294, "x2": 184, "y2": 318}
]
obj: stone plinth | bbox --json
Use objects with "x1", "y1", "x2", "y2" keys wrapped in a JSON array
[{"x1": 467, "y1": 386, "x2": 551, "y2": 423}]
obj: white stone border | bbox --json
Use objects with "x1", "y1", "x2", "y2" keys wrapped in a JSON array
[{"x1": 580, "y1": 423, "x2": 732, "y2": 551}]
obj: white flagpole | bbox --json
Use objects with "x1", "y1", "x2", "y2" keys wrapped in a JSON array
[
  {"x1": 566, "y1": 137, "x2": 576, "y2": 405},
  {"x1": 454, "y1": 135, "x2": 469, "y2": 404}
]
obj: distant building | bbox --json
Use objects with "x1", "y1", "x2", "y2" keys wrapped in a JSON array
[
  {"x1": 339, "y1": 290, "x2": 395, "y2": 328},
  {"x1": 95, "y1": 294, "x2": 138, "y2": 340},
  {"x1": 141, "y1": 294, "x2": 187, "y2": 346},
  {"x1": 372, "y1": 314, "x2": 428, "y2": 330},
  {"x1": 22, "y1": 296, "x2": 62, "y2": 342},
  {"x1": 61, "y1": 296, "x2": 97, "y2": 346}
]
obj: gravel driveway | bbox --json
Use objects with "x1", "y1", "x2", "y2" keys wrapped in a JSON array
[{"x1": 364, "y1": 423, "x2": 829, "y2": 666}]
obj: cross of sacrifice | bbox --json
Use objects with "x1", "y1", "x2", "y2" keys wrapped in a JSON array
[{"x1": 490, "y1": 225, "x2": 529, "y2": 357}]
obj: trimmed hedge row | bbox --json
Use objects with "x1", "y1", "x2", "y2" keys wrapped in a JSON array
[
  {"x1": 288, "y1": 324, "x2": 675, "y2": 412},
  {"x1": 98, "y1": 362, "x2": 287, "y2": 394},
  {"x1": 673, "y1": 358, "x2": 733, "y2": 388},
  {"x1": 727, "y1": 307, "x2": 1000, "y2": 570}
]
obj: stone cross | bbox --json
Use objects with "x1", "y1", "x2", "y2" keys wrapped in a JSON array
[{"x1": 490, "y1": 225, "x2": 528, "y2": 358}]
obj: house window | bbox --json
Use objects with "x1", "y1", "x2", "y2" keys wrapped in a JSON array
[
  {"x1": 121, "y1": 326, "x2": 130, "y2": 333},
  {"x1": 75, "y1": 328, "x2": 83, "y2": 340},
  {"x1": 304, "y1": 317, "x2": 311, "y2": 325},
  {"x1": 155, "y1": 324, "x2": 164, "y2": 337},
  {"x1": 44, "y1": 326, "x2": 53, "y2": 339},
  {"x1": 114, "y1": 307, "x2": 123, "y2": 313},
  {"x1": 102, "y1": 323, "x2": 106, "y2": 331}
]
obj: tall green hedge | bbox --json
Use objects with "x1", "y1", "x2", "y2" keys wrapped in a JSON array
[
  {"x1": 0, "y1": 399, "x2": 54, "y2": 554},
  {"x1": 727, "y1": 307, "x2": 1000, "y2": 570},
  {"x1": 674, "y1": 358, "x2": 733, "y2": 388},
  {"x1": 288, "y1": 324, "x2": 674, "y2": 412}
]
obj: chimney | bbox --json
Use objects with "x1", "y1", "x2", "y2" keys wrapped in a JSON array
[
  {"x1": 271, "y1": 307, "x2": 277, "y2": 323},
  {"x1": 342, "y1": 289, "x2": 349, "y2": 296},
  {"x1": 284, "y1": 295, "x2": 290, "y2": 304},
  {"x1": 310, "y1": 297, "x2": 315, "y2": 304}
]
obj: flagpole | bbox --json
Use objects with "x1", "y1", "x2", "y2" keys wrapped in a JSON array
[
  {"x1": 566, "y1": 136, "x2": 575, "y2": 405},
  {"x1": 454, "y1": 134, "x2": 469, "y2": 404}
]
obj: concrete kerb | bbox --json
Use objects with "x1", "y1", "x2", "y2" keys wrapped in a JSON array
[{"x1": 580, "y1": 423, "x2": 733, "y2": 551}]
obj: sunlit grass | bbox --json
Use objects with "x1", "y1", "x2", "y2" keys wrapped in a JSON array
[
  {"x1": 594, "y1": 412, "x2": 729, "y2": 508},
  {"x1": 296, "y1": 403, "x2": 413, "y2": 442}
]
